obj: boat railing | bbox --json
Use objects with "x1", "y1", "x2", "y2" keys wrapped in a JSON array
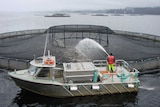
[
  {"x1": 93, "y1": 59, "x2": 135, "y2": 72},
  {"x1": 93, "y1": 59, "x2": 129, "y2": 66},
  {"x1": 35, "y1": 57, "x2": 43, "y2": 63},
  {"x1": 116, "y1": 59, "x2": 129, "y2": 67},
  {"x1": 93, "y1": 60, "x2": 107, "y2": 67},
  {"x1": 116, "y1": 59, "x2": 139, "y2": 73}
]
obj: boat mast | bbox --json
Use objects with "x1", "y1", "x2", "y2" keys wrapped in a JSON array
[{"x1": 43, "y1": 33, "x2": 49, "y2": 63}]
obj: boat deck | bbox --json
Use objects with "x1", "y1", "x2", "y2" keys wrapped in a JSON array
[
  {"x1": 97, "y1": 66, "x2": 138, "y2": 84},
  {"x1": 54, "y1": 65, "x2": 138, "y2": 84}
]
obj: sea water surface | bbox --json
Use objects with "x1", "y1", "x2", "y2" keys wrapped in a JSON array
[
  {"x1": 0, "y1": 12, "x2": 160, "y2": 107},
  {"x1": 0, "y1": 69, "x2": 160, "y2": 107},
  {"x1": 0, "y1": 12, "x2": 160, "y2": 35}
]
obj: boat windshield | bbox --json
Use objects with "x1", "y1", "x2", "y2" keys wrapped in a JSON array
[
  {"x1": 28, "y1": 65, "x2": 37, "y2": 75},
  {"x1": 37, "y1": 68, "x2": 50, "y2": 77}
]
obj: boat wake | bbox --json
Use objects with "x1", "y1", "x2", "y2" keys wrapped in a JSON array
[{"x1": 139, "y1": 86, "x2": 155, "y2": 90}]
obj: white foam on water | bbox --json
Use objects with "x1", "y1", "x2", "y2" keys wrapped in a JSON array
[{"x1": 139, "y1": 86, "x2": 155, "y2": 90}]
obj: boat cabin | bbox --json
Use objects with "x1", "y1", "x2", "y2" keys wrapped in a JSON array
[
  {"x1": 28, "y1": 56, "x2": 63, "y2": 80},
  {"x1": 28, "y1": 56, "x2": 97, "y2": 83}
]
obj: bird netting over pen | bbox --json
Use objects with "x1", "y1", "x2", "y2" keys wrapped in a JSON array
[{"x1": 0, "y1": 24, "x2": 160, "y2": 70}]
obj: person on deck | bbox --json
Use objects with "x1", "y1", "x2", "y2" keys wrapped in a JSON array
[{"x1": 107, "y1": 53, "x2": 115, "y2": 72}]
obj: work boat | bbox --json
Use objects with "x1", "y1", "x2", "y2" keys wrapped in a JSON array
[
  {"x1": 8, "y1": 52, "x2": 140, "y2": 97},
  {"x1": 8, "y1": 34, "x2": 139, "y2": 97}
]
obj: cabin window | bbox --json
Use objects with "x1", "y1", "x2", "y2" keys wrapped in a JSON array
[
  {"x1": 28, "y1": 65, "x2": 37, "y2": 75},
  {"x1": 37, "y1": 68, "x2": 50, "y2": 77}
]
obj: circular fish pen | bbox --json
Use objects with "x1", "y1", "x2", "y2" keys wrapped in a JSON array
[{"x1": 0, "y1": 24, "x2": 160, "y2": 71}]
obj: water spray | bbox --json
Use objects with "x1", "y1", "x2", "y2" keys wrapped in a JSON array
[
  {"x1": 75, "y1": 38, "x2": 109, "y2": 57},
  {"x1": 103, "y1": 49, "x2": 109, "y2": 56}
]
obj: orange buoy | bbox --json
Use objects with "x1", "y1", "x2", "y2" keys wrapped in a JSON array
[{"x1": 44, "y1": 59, "x2": 54, "y2": 65}]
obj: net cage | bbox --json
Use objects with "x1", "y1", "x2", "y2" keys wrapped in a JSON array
[{"x1": 0, "y1": 24, "x2": 160, "y2": 70}]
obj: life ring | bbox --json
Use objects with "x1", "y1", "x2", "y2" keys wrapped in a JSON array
[{"x1": 44, "y1": 59, "x2": 54, "y2": 65}]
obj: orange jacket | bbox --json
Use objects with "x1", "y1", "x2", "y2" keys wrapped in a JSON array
[{"x1": 107, "y1": 55, "x2": 115, "y2": 64}]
